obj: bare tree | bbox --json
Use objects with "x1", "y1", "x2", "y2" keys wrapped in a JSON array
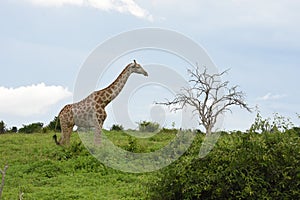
[
  {"x1": 0, "y1": 164, "x2": 8, "y2": 199},
  {"x1": 157, "y1": 67, "x2": 251, "y2": 134}
]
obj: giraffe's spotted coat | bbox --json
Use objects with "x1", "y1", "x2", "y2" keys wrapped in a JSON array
[{"x1": 54, "y1": 60, "x2": 148, "y2": 145}]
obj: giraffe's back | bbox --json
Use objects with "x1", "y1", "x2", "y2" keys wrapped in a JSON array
[{"x1": 71, "y1": 93, "x2": 105, "y2": 128}]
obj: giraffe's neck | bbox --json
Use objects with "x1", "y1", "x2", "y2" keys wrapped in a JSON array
[{"x1": 97, "y1": 66, "x2": 132, "y2": 105}]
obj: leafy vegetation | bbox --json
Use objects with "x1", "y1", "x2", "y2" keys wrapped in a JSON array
[
  {"x1": 148, "y1": 130, "x2": 300, "y2": 199},
  {"x1": 137, "y1": 121, "x2": 160, "y2": 132},
  {"x1": 249, "y1": 112, "x2": 294, "y2": 133},
  {"x1": 0, "y1": 121, "x2": 6, "y2": 134},
  {"x1": 18, "y1": 122, "x2": 44, "y2": 134},
  {"x1": 0, "y1": 118, "x2": 300, "y2": 199},
  {"x1": 0, "y1": 121, "x2": 17, "y2": 133},
  {"x1": 110, "y1": 124, "x2": 124, "y2": 131}
]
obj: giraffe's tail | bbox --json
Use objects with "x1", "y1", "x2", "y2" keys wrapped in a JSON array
[
  {"x1": 53, "y1": 134, "x2": 60, "y2": 145},
  {"x1": 53, "y1": 115, "x2": 61, "y2": 145}
]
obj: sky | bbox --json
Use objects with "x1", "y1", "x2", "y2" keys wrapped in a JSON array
[{"x1": 0, "y1": 0, "x2": 299, "y2": 131}]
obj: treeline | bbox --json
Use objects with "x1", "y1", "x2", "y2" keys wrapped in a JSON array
[
  {"x1": 0, "y1": 119, "x2": 162, "y2": 134},
  {"x1": 1, "y1": 112, "x2": 299, "y2": 134},
  {"x1": 0, "y1": 121, "x2": 17, "y2": 133},
  {"x1": 0, "y1": 117, "x2": 61, "y2": 134},
  {"x1": 110, "y1": 121, "x2": 161, "y2": 132}
]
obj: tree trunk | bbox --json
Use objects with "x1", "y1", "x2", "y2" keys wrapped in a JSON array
[{"x1": 205, "y1": 125, "x2": 213, "y2": 135}]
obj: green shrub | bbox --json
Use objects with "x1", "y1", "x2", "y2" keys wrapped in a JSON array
[
  {"x1": 18, "y1": 122, "x2": 43, "y2": 134},
  {"x1": 72, "y1": 156, "x2": 107, "y2": 174},
  {"x1": 138, "y1": 121, "x2": 160, "y2": 132},
  {"x1": 9, "y1": 126, "x2": 18, "y2": 133},
  {"x1": 249, "y1": 112, "x2": 294, "y2": 133},
  {"x1": 124, "y1": 136, "x2": 146, "y2": 153},
  {"x1": 50, "y1": 142, "x2": 88, "y2": 161},
  {"x1": 125, "y1": 136, "x2": 139, "y2": 152},
  {"x1": 148, "y1": 131, "x2": 300, "y2": 199},
  {"x1": 159, "y1": 128, "x2": 177, "y2": 134},
  {"x1": 110, "y1": 124, "x2": 124, "y2": 131},
  {"x1": 0, "y1": 120, "x2": 6, "y2": 134}
]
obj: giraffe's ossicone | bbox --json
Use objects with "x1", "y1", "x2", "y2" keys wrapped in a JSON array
[{"x1": 53, "y1": 60, "x2": 148, "y2": 145}]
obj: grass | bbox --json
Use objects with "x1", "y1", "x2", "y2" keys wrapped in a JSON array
[
  {"x1": 1, "y1": 129, "x2": 300, "y2": 199},
  {"x1": 103, "y1": 130, "x2": 176, "y2": 152},
  {"x1": 0, "y1": 130, "x2": 176, "y2": 200}
]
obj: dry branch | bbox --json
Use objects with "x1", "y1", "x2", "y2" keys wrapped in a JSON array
[
  {"x1": 0, "y1": 164, "x2": 8, "y2": 199},
  {"x1": 157, "y1": 66, "x2": 251, "y2": 134}
]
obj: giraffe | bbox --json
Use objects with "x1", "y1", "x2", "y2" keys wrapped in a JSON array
[{"x1": 53, "y1": 60, "x2": 148, "y2": 145}]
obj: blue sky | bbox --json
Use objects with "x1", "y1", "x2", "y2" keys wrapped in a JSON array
[{"x1": 0, "y1": 0, "x2": 299, "y2": 131}]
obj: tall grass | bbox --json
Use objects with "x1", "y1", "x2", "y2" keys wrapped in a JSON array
[{"x1": 0, "y1": 131, "x2": 170, "y2": 199}]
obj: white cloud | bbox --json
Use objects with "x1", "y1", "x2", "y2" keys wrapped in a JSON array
[
  {"x1": 0, "y1": 83, "x2": 72, "y2": 116},
  {"x1": 257, "y1": 93, "x2": 287, "y2": 101},
  {"x1": 26, "y1": 0, "x2": 153, "y2": 21}
]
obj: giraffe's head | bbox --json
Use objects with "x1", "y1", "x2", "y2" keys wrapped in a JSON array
[{"x1": 129, "y1": 60, "x2": 148, "y2": 76}]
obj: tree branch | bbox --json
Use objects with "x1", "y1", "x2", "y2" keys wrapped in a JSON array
[
  {"x1": 0, "y1": 164, "x2": 8, "y2": 199},
  {"x1": 157, "y1": 66, "x2": 251, "y2": 134}
]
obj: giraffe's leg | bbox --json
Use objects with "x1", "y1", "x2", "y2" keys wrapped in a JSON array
[
  {"x1": 55, "y1": 104, "x2": 74, "y2": 146},
  {"x1": 59, "y1": 124, "x2": 73, "y2": 146},
  {"x1": 65, "y1": 126, "x2": 73, "y2": 145},
  {"x1": 94, "y1": 111, "x2": 106, "y2": 145},
  {"x1": 54, "y1": 117, "x2": 68, "y2": 145},
  {"x1": 94, "y1": 121, "x2": 103, "y2": 145}
]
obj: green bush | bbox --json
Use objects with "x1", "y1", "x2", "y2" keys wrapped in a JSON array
[
  {"x1": 50, "y1": 142, "x2": 88, "y2": 161},
  {"x1": 18, "y1": 122, "x2": 44, "y2": 134},
  {"x1": 110, "y1": 124, "x2": 124, "y2": 131},
  {"x1": 138, "y1": 121, "x2": 160, "y2": 132},
  {"x1": 0, "y1": 120, "x2": 6, "y2": 134},
  {"x1": 9, "y1": 126, "x2": 18, "y2": 133},
  {"x1": 125, "y1": 136, "x2": 139, "y2": 152},
  {"x1": 249, "y1": 112, "x2": 294, "y2": 133},
  {"x1": 159, "y1": 128, "x2": 177, "y2": 134},
  {"x1": 148, "y1": 130, "x2": 300, "y2": 199}
]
